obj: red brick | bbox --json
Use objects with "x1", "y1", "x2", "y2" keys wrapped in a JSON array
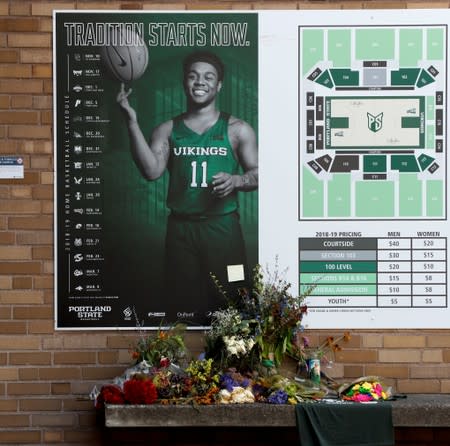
[
  {"x1": 0, "y1": 171, "x2": 39, "y2": 185},
  {"x1": 32, "y1": 95, "x2": 52, "y2": 109},
  {"x1": 0, "y1": 262, "x2": 41, "y2": 274},
  {"x1": 0, "y1": 246, "x2": 31, "y2": 260},
  {"x1": 8, "y1": 216, "x2": 52, "y2": 230},
  {"x1": 54, "y1": 352, "x2": 96, "y2": 365},
  {"x1": 18, "y1": 140, "x2": 52, "y2": 154},
  {"x1": 9, "y1": 3, "x2": 31, "y2": 15},
  {"x1": 10, "y1": 352, "x2": 52, "y2": 365},
  {"x1": 335, "y1": 349, "x2": 377, "y2": 363},
  {"x1": 0, "y1": 232, "x2": 15, "y2": 244},
  {"x1": 98, "y1": 351, "x2": 119, "y2": 364},
  {"x1": 0, "y1": 96, "x2": 9, "y2": 108},
  {"x1": 32, "y1": 185, "x2": 53, "y2": 199},
  {"x1": 31, "y1": 2, "x2": 76, "y2": 16},
  {"x1": 120, "y1": 2, "x2": 143, "y2": 9},
  {"x1": 8, "y1": 124, "x2": 51, "y2": 139},
  {"x1": 32, "y1": 276, "x2": 53, "y2": 290},
  {"x1": 0, "y1": 18, "x2": 39, "y2": 32},
  {"x1": 0, "y1": 111, "x2": 39, "y2": 124},
  {"x1": 43, "y1": 431, "x2": 64, "y2": 443},
  {"x1": 12, "y1": 276, "x2": 32, "y2": 289},
  {"x1": 0, "y1": 64, "x2": 32, "y2": 78},
  {"x1": 62, "y1": 430, "x2": 102, "y2": 444},
  {"x1": 0, "y1": 321, "x2": 27, "y2": 334},
  {"x1": 0, "y1": 50, "x2": 19, "y2": 63},
  {"x1": 0, "y1": 307, "x2": 11, "y2": 319},
  {"x1": 0, "y1": 400, "x2": 17, "y2": 411},
  {"x1": 51, "y1": 383, "x2": 71, "y2": 395},
  {"x1": 30, "y1": 155, "x2": 52, "y2": 169},
  {"x1": 16, "y1": 231, "x2": 53, "y2": 245},
  {"x1": 19, "y1": 368, "x2": 39, "y2": 380},
  {"x1": 28, "y1": 320, "x2": 54, "y2": 334},
  {"x1": 397, "y1": 379, "x2": 441, "y2": 393},
  {"x1": 343, "y1": 365, "x2": 364, "y2": 377},
  {"x1": 0, "y1": 431, "x2": 41, "y2": 443},
  {"x1": 20, "y1": 48, "x2": 52, "y2": 64},
  {"x1": 13, "y1": 306, "x2": 52, "y2": 319},
  {"x1": 11, "y1": 186, "x2": 32, "y2": 199},
  {"x1": 8, "y1": 382, "x2": 50, "y2": 395},
  {"x1": 32, "y1": 247, "x2": 53, "y2": 260},
  {"x1": 41, "y1": 109, "x2": 52, "y2": 124},
  {"x1": 11, "y1": 95, "x2": 33, "y2": 109},
  {"x1": 43, "y1": 79, "x2": 52, "y2": 94},
  {"x1": 0, "y1": 414, "x2": 30, "y2": 427},
  {"x1": 62, "y1": 398, "x2": 93, "y2": 411},
  {"x1": 32, "y1": 64, "x2": 52, "y2": 78},
  {"x1": 20, "y1": 399, "x2": 61, "y2": 411},
  {"x1": 0, "y1": 80, "x2": 43, "y2": 94},
  {"x1": 38, "y1": 367, "x2": 81, "y2": 380},
  {"x1": 8, "y1": 33, "x2": 51, "y2": 48},
  {"x1": 82, "y1": 366, "x2": 125, "y2": 380},
  {"x1": 0, "y1": 200, "x2": 40, "y2": 214}
]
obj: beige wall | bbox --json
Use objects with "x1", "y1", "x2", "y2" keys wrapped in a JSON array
[{"x1": 1, "y1": 0, "x2": 450, "y2": 443}]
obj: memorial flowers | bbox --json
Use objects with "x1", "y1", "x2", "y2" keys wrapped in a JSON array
[
  {"x1": 207, "y1": 261, "x2": 312, "y2": 370},
  {"x1": 123, "y1": 376, "x2": 158, "y2": 404},
  {"x1": 93, "y1": 261, "x2": 361, "y2": 408},
  {"x1": 291, "y1": 331, "x2": 352, "y2": 367},
  {"x1": 341, "y1": 379, "x2": 390, "y2": 402},
  {"x1": 131, "y1": 323, "x2": 187, "y2": 367}
]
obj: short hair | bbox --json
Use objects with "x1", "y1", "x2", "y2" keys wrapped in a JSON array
[{"x1": 182, "y1": 51, "x2": 225, "y2": 81}]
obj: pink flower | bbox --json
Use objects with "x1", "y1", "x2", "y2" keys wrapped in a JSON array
[
  {"x1": 353, "y1": 393, "x2": 373, "y2": 402},
  {"x1": 373, "y1": 383, "x2": 383, "y2": 396}
]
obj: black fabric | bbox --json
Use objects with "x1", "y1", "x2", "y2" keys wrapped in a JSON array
[{"x1": 295, "y1": 401, "x2": 394, "y2": 446}]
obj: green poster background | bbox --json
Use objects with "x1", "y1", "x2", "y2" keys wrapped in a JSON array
[{"x1": 55, "y1": 12, "x2": 258, "y2": 328}]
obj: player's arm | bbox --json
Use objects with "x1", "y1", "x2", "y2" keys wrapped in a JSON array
[
  {"x1": 117, "y1": 83, "x2": 170, "y2": 180},
  {"x1": 212, "y1": 118, "x2": 258, "y2": 198}
]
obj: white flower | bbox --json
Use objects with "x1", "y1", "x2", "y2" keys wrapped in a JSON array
[{"x1": 218, "y1": 387, "x2": 255, "y2": 404}]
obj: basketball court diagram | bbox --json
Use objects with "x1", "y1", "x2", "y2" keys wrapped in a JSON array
[{"x1": 299, "y1": 25, "x2": 447, "y2": 220}]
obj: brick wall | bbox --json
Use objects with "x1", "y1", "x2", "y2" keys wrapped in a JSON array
[{"x1": 1, "y1": 0, "x2": 450, "y2": 444}]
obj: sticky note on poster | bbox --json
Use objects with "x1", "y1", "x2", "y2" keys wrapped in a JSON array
[
  {"x1": 227, "y1": 264, "x2": 245, "y2": 283},
  {"x1": 0, "y1": 157, "x2": 24, "y2": 179}
]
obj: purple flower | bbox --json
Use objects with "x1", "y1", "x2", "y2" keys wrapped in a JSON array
[{"x1": 267, "y1": 389, "x2": 288, "y2": 404}]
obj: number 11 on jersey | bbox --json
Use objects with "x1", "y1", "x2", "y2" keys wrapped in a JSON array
[{"x1": 190, "y1": 161, "x2": 208, "y2": 188}]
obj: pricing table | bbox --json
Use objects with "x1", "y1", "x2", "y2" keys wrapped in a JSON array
[{"x1": 299, "y1": 238, "x2": 447, "y2": 308}]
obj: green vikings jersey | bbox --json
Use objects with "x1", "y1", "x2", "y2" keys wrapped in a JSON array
[{"x1": 167, "y1": 112, "x2": 240, "y2": 216}]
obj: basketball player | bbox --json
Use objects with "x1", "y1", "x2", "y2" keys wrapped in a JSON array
[{"x1": 117, "y1": 51, "x2": 258, "y2": 324}]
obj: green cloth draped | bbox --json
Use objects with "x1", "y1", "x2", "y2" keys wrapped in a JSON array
[{"x1": 295, "y1": 402, "x2": 394, "y2": 446}]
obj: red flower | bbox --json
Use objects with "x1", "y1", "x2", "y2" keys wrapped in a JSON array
[
  {"x1": 96, "y1": 384, "x2": 124, "y2": 409},
  {"x1": 159, "y1": 357, "x2": 170, "y2": 368},
  {"x1": 124, "y1": 377, "x2": 158, "y2": 404}
]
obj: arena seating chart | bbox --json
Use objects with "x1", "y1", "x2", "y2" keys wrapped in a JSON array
[{"x1": 299, "y1": 25, "x2": 447, "y2": 220}]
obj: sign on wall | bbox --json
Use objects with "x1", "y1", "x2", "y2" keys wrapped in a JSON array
[{"x1": 54, "y1": 9, "x2": 449, "y2": 329}]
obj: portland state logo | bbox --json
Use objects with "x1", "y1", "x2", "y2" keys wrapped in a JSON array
[{"x1": 367, "y1": 112, "x2": 383, "y2": 133}]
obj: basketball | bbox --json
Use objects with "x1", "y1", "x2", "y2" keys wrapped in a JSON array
[{"x1": 100, "y1": 28, "x2": 149, "y2": 83}]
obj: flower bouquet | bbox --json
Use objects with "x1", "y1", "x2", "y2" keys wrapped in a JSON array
[
  {"x1": 338, "y1": 376, "x2": 392, "y2": 402},
  {"x1": 131, "y1": 323, "x2": 187, "y2": 367},
  {"x1": 291, "y1": 331, "x2": 351, "y2": 367}
]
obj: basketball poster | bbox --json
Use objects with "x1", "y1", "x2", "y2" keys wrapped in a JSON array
[
  {"x1": 54, "y1": 11, "x2": 258, "y2": 329},
  {"x1": 55, "y1": 9, "x2": 450, "y2": 330}
]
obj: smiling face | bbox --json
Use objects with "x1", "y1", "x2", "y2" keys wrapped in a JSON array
[{"x1": 183, "y1": 61, "x2": 222, "y2": 108}]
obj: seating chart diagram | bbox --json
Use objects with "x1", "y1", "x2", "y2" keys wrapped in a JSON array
[{"x1": 299, "y1": 25, "x2": 447, "y2": 220}]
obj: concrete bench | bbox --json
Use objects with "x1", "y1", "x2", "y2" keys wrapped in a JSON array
[{"x1": 105, "y1": 394, "x2": 450, "y2": 428}]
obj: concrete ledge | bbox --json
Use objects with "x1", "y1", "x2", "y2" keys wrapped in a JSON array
[{"x1": 105, "y1": 394, "x2": 450, "y2": 428}]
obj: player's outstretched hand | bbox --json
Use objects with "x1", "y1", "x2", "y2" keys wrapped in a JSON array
[{"x1": 116, "y1": 83, "x2": 137, "y2": 124}]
